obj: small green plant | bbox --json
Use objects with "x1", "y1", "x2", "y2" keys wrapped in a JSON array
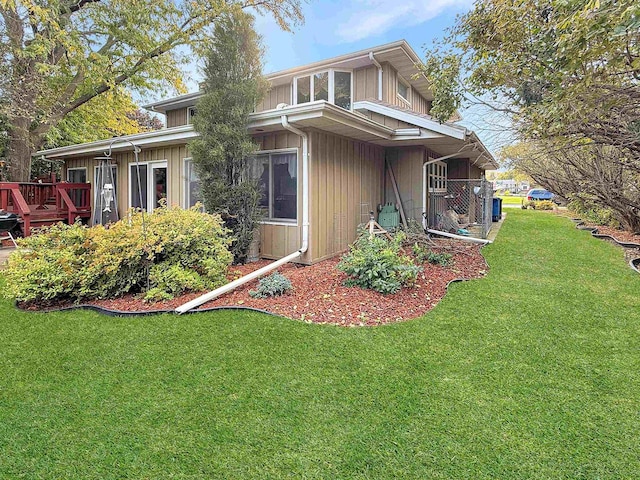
[
  {"x1": 338, "y1": 232, "x2": 421, "y2": 294},
  {"x1": 249, "y1": 271, "x2": 292, "y2": 298},
  {"x1": 412, "y1": 243, "x2": 453, "y2": 266},
  {"x1": 426, "y1": 251, "x2": 453, "y2": 266}
]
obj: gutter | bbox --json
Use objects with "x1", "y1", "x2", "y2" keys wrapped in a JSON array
[
  {"x1": 369, "y1": 52, "x2": 383, "y2": 101},
  {"x1": 175, "y1": 115, "x2": 310, "y2": 314}
]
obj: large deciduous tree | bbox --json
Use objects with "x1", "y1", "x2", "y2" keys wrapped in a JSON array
[
  {"x1": 0, "y1": 0, "x2": 303, "y2": 181},
  {"x1": 190, "y1": 9, "x2": 268, "y2": 263},
  {"x1": 419, "y1": 0, "x2": 640, "y2": 231}
]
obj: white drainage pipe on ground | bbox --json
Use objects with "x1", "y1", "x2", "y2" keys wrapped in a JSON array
[
  {"x1": 175, "y1": 115, "x2": 309, "y2": 314},
  {"x1": 426, "y1": 228, "x2": 493, "y2": 245}
]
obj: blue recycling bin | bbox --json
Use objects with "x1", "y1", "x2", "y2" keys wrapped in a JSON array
[{"x1": 492, "y1": 197, "x2": 502, "y2": 222}]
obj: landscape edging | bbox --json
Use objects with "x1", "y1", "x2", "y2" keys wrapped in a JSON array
[{"x1": 572, "y1": 219, "x2": 640, "y2": 273}]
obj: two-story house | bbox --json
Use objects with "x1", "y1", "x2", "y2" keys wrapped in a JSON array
[{"x1": 36, "y1": 40, "x2": 497, "y2": 264}]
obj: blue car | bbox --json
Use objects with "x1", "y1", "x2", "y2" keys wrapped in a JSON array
[{"x1": 526, "y1": 188, "x2": 554, "y2": 201}]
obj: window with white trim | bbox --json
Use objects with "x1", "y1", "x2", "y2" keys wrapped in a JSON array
[
  {"x1": 397, "y1": 77, "x2": 410, "y2": 104},
  {"x1": 428, "y1": 161, "x2": 447, "y2": 193},
  {"x1": 293, "y1": 70, "x2": 352, "y2": 110},
  {"x1": 250, "y1": 151, "x2": 298, "y2": 222},
  {"x1": 187, "y1": 106, "x2": 197, "y2": 124},
  {"x1": 183, "y1": 158, "x2": 203, "y2": 208}
]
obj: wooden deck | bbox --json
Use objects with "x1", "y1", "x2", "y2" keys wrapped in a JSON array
[{"x1": 0, "y1": 181, "x2": 91, "y2": 236}]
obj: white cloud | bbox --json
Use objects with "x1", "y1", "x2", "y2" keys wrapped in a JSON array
[{"x1": 335, "y1": 0, "x2": 472, "y2": 43}]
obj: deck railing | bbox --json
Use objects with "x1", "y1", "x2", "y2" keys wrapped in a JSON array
[{"x1": 0, "y1": 182, "x2": 91, "y2": 236}]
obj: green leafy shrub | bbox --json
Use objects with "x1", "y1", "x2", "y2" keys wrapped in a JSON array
[
  {"x1": 524, "y1": 200, "x2": 555, "y2": 210},
  {"x1": 338, "y1": 233, "x2": 421, "y2": 294},
  {"x1": 426, "y1": 251, "x2": 453, "y2": 266},
  {"x1": 412, "y1": 243, "x2": 453, "y2": 266},
  {"x1": 4, "y1": 205, "x2": 233, "y2": 303},
  {"x1": 568, "y1": 199, "x2": 620, "y2": 228},
  {"x1": 249, "y1": 271, "x2": 292, "y2": 298}
]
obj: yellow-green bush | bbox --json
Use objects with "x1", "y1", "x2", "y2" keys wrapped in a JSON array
[{"x1": 4, "y1": 205, "x2": 233, "y2": 303}]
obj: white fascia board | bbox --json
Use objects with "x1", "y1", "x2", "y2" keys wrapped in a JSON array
[
  {"x1": 142, "y1": 92, "x2": 203, "y2": 113},
  {"x1": 37, "y1": 125, "x2": 197, "y2": 158},
  {"x1": 353, "y1": 101, "x2": 467, "y2": 140}
]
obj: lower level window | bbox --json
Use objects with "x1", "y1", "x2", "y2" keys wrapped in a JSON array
[
  {"x1": 252, "y1": 151, "x2": 297, "y2": 221},
  {"x1": 428, "y1": 161, "x2": 447, "y2": 192}
]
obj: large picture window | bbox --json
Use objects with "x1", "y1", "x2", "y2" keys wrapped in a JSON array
[
  {"x1": 294, "y1": 70, "x2": 352, "y2": 110},
  {"x1": 251, "y1": 151, "x2": 297, "y2": 222}
]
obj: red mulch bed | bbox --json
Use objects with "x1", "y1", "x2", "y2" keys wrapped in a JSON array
[
  {"x1": 581, "y1": 223, "x2": 640, "y2": 245},
  {"x1": 18, "y1": 240, "x2": 488, "y2": 326}
]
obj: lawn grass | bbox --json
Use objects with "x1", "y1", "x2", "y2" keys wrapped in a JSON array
[
  {"x1": 1, "y1": 210, "x2": 639, "y2": 479},
  {"x1": 498, "y1": 194, "x2": 526, "y2": 207}
]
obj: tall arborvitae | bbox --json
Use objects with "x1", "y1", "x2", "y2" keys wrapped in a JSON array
[{"x1": 190, "y1": 10, "x2": 268, "y2": 263}]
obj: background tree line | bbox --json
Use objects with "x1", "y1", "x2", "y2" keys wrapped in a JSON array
[
  {"x1": 421, "y1": 0, "x2": 640, "y2": 232},
  {"x1": 0, "y1": 0, "x2": 303, "y2": 181}
]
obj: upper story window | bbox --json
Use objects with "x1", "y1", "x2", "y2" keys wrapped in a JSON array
[
  {"x1": 187, "y1": 106, "x2": 197, "y2": 124},
  {"x1": 294, "y1": 70, "x2": 352, "y2": 110},
  {"x1": 397, "y1": 77, "x2": 410, "y2": 104}
]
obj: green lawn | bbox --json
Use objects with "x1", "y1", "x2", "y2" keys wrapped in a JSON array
[
  {"x1": 498, "y1": 194, "x2": 526, "y2": 206},
  {"x1": 1, "y1": 210, "x2": 639, "y2": 479}
]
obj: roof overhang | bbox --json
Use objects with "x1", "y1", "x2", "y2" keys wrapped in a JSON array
[
  {"x1": 143, "y1": 40, "x2": 437, "y2": 113},
  {"x1": 266, "y1": 40, "x2": 433, "y2": 101},
  {"x1": 248, "y1": 101, "x2": 395, "y2": 142},
  {"x1": 35, "y1": 125, "x2": 199, "y2": 159},
  {"x1": 141, "y1": 92, "x2": 201, "y2": 114},
  {"x1": 353, "y1": 100, "x2": 498, "y2": 170}
]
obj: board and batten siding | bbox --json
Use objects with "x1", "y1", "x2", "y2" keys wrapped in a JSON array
[
  {"x1": 353, "y1": 65, "x2": 379, "y2": 102},
  {"x1": 308, "y1": 130, "x2": 384, "y2": 263},
  {"x1": 62, "y1": 144, "x2": 191, "y2": 218},
  {"x1": 381, "y1": 62, "x2": 431, "y2": 115},
  {"x1": 166, "y1": 108, "x2": 188, "y2": 128},
  {"x1": 255, "y1": 84, "x2": 292, "y2": 112},
  {"x1": 252, "y1": 131, "x2": 304, "y2": 262},
  {"x1": 384, "y1": 147, "x2": 426, "y2": 224}
]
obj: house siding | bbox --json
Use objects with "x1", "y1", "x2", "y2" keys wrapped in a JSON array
[
  {"x1": 166, "y1": 108, "x2": 188, "y2": 127},
  {"x1": 353, "y1": 65, "x2": 379, "y2": 102},
  {"x1": 380, "y1": 62, "x2": 431, "y2": 115},
  {"x1": 255, "y1": 84, "x2": 292, "y2": 112},
  {"x1": 308, "y1": 130, "x2": 384, "y2": 263},
  {"x1": 384, "y1": 147, "x2": 426, "y2": 224},
  {"x1": 252, "y1": 131, "x2": 304, "y2": 261},
  {"x1": 63, "y1": 145, "x2": 190, "y2": 215}
]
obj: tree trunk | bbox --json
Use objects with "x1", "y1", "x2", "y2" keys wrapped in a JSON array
[{"x1": 7, "y1": 118, "x2": 35, "y2": 182}]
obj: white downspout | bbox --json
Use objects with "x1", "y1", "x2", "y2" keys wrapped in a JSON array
[
  {"x1": 369, "y1": 52, "x2": 383, "y2": 101},
  {"x1": 175, "y1": 115, "x2": 309, "y2": 314},
  {"x1": 281, "y1": 115, "x2": 309, "y2": 254}
]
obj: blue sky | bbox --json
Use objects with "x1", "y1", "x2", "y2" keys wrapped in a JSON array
[{"x1": 252, "y1": 0, "x2": 472, "y2": 74}]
